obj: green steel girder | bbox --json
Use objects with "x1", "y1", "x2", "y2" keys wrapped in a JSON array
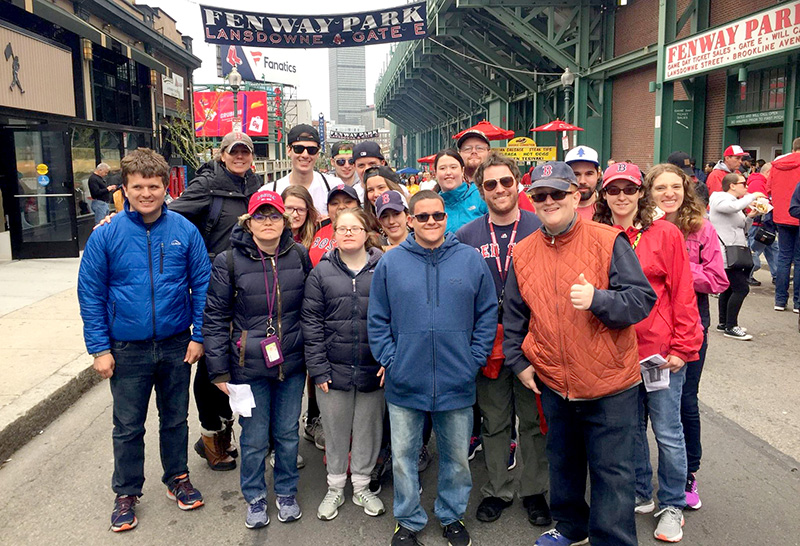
[
  {"x1": 437, "y1": 50, "x2": 511, "y2": 103},
  {"x1": 457, "y1": 0, "x2": 606, "y2": 6},
  {"x1": 418, "y1": 73, "x2": 475, "y2": 113},
  {"x1": 423, "y1": 61, "x2": 487, "y2": 104},
  {"x1": 398, "y1": 81, "x2": 451, "y2": 122},
  {"x1": 457, "y1": 31, "x2": 539, "y2": 92},
  {"x1": 404, "y1": 77, "x2": 461, "y2": 118}
]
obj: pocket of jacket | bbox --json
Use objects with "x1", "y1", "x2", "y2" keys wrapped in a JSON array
[{"x1": 388, "y1": 331, "x2": 431, "y2": 395}]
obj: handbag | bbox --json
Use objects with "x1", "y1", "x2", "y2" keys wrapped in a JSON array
[
  {"x1": 719, "y1": 235, "x2": 753, "y2": 270},
  {"x1": 753, "y1": 225, "x2": 777, "y2": 246}
]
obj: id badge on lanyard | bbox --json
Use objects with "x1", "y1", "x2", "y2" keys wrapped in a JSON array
[{"x1": 257, "y1": 248, "x2": 284, "y2": 368}]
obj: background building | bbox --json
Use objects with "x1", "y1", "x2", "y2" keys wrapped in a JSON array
[{"x1": 329, "y1": 48, "x2": 366, "y2": 125}]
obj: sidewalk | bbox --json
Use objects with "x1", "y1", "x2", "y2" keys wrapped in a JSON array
[{"x1": 0, "y1": 257, "x2": 101, "y2": 462}]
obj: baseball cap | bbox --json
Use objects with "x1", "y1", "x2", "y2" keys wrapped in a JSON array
[
  {"x1": 327, "y1": 183, "x2": 360, "y2": 205},
  {"x1": 363, "y1": 165, "x2": 401, "y2": 185},
  {"x1": 723, "y1": 145, "x2": 746, "y2": 157},
  {"x1": 456, "y1": 130, "x2": 490, "y2": 150},
  {"x1": 220, "y1": 131, "x2": 254, "y2": 153},
  {"x1": 248, "y1": 190, "x2": 285, "y2": 215},
  {"x1": 353, "y1": 141, "x2": 385, "y2": 161},
  {"x1": 602, "y1": 162, "x2": 644, "y2": 188},
  {"x1": 331, "y1": 142, "x2": 353, "y2": 157},
  {"x1": 564, "y1": 146, "x2": 600, "y2": 167},
  {"x1": 529, "y1": 161, "x2": 578, "y2": 191},
  {"x1": 287, "y1": 124, "x2": 320, "y2": 145},
  {"x1": 666, "y1": 151, "x2": 693, "y2": 175},
  {"x1": 376, "y1": 190, "x2": 408, "y2": 217}
]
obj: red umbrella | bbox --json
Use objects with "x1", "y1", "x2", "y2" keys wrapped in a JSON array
[
  {"x1": 453, "y1": 120, "x2": 515, "y2": 141},
  {"x1": 531, "y1": 119, "x2": 584, "y2": 132},
  {"x1": 418, "y1": 154, "x2": 436, "y2": 164}
]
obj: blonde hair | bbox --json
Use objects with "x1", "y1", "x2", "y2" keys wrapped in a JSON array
[{"x1": 333, "y1": 207, "x2": 382, "y2": 250}]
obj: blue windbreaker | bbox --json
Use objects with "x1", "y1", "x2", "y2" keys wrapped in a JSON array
[
  {"x1": 368, "y1": 232, "x2": 497, "y2": 412},
  {"x1": 78, "y1": 203, "x2": 211, "y2": 354},
  {"x1": 441, "y1": 182, "x2": 488, "y2": 234}
]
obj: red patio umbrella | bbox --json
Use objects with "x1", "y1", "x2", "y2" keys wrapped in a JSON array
[
  {"x1": 530, "y1": 119, "x2": 584, "y2": 132},
  {"x1": 453, "y1": 120, "x2": 515, "y2": 141},
  {"x1": 418, "y1": 154, "x2": 436, "y2": 164}
]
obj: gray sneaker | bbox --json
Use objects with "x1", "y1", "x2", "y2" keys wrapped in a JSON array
[
  {"x1": 352, "y1": 488, "x2": 385, "y2": 517},
  {"x1": 304, "y1": 416, "x2": 326, "y2": 450},
  {"x1": 317, "y1": 487, "x2": 345, "y2": 520},
  {"x1": 269, "y1": 451, "x2": 305, "y2": 469},
  {"x1": 245, "y1": 498, "x2": 269, "y2": 529},
  {"x1": 635, "y1": 496, "x2": 655, "y2": 514},
  {"x1": 276, "y1": 494, "x2": 302, "y2": 522},
  {"x1": 654, "y1": 506, "x2": 684, "y2": 542}
]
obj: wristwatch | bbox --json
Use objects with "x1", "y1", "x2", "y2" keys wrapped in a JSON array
[{"x1": 91, "y1": 349, "x2": 111, "y2": 358}]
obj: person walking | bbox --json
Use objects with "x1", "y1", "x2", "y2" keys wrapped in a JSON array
[
  {"x1": 369, "y1": 190, "x2": 497, "y2": 546},
  {"x1": 434, "y1": 149, "x2": 488, "y2": 233},
  {"x1": 594, "y1": 162, "x2": 703, "y2": 543},
  {"x1": 767, "y1": 138, "x2": 800, "y2": 313},
  {"x1": 303, "y1": 207, "x2": 386, "y2": 521},
  {"x1": 203, "y1": 191, "x2": 311, "y2": 529}
]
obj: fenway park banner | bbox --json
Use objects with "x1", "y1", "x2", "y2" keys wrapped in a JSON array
[
  {"x1": 200, "y1": 2, "x2": 428, "y2": 48},
  {"x1": 329, "y1": 130, "x2": 379, "y2": 140}
]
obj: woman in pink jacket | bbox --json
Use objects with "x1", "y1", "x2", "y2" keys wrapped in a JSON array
[{"x1": 645, "y1": 163, "x2": 729, "y2": 513}]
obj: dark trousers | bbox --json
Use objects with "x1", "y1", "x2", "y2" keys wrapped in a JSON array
[
  {"x1": 775, "y1": 224, "x2": 800, "y2": 308},
  {"x1": 681, "y1": 330, "x2": 708, "y2": 475},
  {"x1": 193, "y1": 355, "x2": 232, "y2": 431},
  {"x1": 110, "y1": 331, "x2": 192, "y2": 496},
  {"x1": 540, "y1": 384, "x2": 638, "y2": 546},
  {"x1": 719, "y1": 267, "x2": 750, "y2": 328}
]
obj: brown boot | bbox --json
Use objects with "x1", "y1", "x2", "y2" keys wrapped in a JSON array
[
  {"x1": 221, "y1": 418, "x2": 238, "y2": 459},
  {"x1": 194, "y1": 429, "x2": 236, "y2": 471}
]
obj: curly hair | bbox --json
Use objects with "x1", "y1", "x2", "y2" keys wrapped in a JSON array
[
  {"x1": 643, "y1": 163, "x2": 704, "y2": 236},
  {"x1": 593, "y1": 183, "x2": 655, "y2": 229}
]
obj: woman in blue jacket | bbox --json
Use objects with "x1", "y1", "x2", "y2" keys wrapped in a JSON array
[
  {"x1": 302, "y1": 207, "x2": 386, "y2": 522},
  {"x1": 435, "y1": 149, "x2": 488, "y2": 233}
]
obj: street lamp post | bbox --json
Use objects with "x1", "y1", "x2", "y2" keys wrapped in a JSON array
[
  {"x1": 228, "y1": 66, "x2": 243, "y2": 131},
  {"x1": 560, "y1": 67, "x2": 576, "y2": 124}
]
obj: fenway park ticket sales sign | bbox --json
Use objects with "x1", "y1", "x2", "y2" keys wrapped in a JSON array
[
  {"x1": 665, "y1": 1, "x2": 800, "y2": 81},
  {"x1": 200, "y1": 2, "x2": 427, "y2": 48}
]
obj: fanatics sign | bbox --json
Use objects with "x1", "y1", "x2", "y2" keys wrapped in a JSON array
[
  {"x1": 665, "y1": 0, "x2": 800, "y2": 81},
  {"x1": 200, "y1": 2, "x2": 428, "y2": 48}
]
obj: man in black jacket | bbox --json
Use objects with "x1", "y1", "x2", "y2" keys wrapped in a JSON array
[
  {"x1": 169, "y1": 131, "x2": 262, "y2": 471},
  {"x1": 88, "y1": 163, "x2": 114, "y2": 224}
]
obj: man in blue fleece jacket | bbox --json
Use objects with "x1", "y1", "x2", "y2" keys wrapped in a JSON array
[{"x1": 369, "y1": 190, "x2": 497, "y2": 546}]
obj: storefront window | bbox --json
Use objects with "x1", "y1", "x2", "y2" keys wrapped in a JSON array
[
  {"x1": 100, "y1": 130, "x2": 122, "y2": 170},
  {"x1": 92, "y1": 47, "x2": 151, "y2": 128},
  {"x1": 732, "y1": 67, "x2": 785, "y2": 114},
  {"x1": 71, "y1": 127, "x2": 96, "y2": 219}
]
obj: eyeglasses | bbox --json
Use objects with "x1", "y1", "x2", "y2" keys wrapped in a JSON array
[
  {"x1": 731, "y1": 180, "x2": 748, "y2": 186},
  {"x1": 335, "y1": 158, "x2": 356, "y2": 166},
  {"x1": 603, "y1": 185, "x2": 641, "y2": 196},
  {"x1": 291, "y1": 144, "x2": 320, "y2": 155},
  {"x1": 482, "y1": 176, "x2": 516, "y2": 191},
  {"x1": 530, "y1": 190, "x2": 570, "y2": 203},
  {"x1": 412, "y1": 211, "x2": 447, "y2": 223},
  {"x1": 251, "y1": 212, "x2": 284, "y2": 223},
  {"x1": 286, "y1": 206, "x2": 307, "y2": 215},
  {"x1": 335, "y1": 226, "x2": 365, "y2": 235},
  {"x1": 461, "y1": 145, "x2": 489, "y2": 153}
]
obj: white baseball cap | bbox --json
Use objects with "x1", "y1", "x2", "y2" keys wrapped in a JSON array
[{"x1": 564, "y1": 146, "x2": 600, "y2": 167}]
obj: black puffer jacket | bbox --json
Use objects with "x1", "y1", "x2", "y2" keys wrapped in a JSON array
[
  {"x1": 302, "y1": 247, "x2": 384, "y2": 392},
  {"x1": 169, "y1": 160, "x2": 262, "y2": 259},
  {"x1": 203, "y1": 225, "x2": 311, "y2": 384}
]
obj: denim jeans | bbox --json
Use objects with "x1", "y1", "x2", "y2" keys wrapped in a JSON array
[
  {"x1": 682, "y1": 330, "x2": 708, "y2": 475},
  {"x1": 91, "y1": 199, "x2": 109, "y2": 225},
  {"x1": 748, "y1": 225, "x2": 778, "y2": 282},
  {"x1": 109, "y1": 330, "x2": 192, "y2": 496},
  {"x1": 540, "y1": 384, "x2": 638, "y2": 546},
  {"x1": 387, "y1": 402, "x2": 472, "y2": 531},
  {"x1": 775, "y1": 224, "x2": 800, "y2": 308},
  {"x1": 634, "y1": 366, "x2": 688, "y2": 508},
  {"x1": 239, "y1": 372, "x2": 305, "y2": 503}
]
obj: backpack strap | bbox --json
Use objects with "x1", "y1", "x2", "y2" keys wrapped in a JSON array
[
  {"x1": 204, "y1": 194, "x2": 225, "y2": 242},
  {"x1": 291, "y1": 243, "x2": 312, "y2": 278},
  {"x1": 319, "y1": 172, "x2": 331, "y2": 192},
  {"x1": 226, "y1": 249, "x2": 237, "y2": 298}
]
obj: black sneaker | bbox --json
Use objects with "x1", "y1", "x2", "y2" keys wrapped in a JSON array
[
  {"x1": 418, "y1": 444, "x2": 432, "y2": 472},
  {"x1": 715, "y1": 324, "x2": 726, "y2": 332},
  {"x1": 442, "y1": 520, "x2": 471, "y2": 546},
  {"x1": 476, "y1": 496, "x2": 512, "y2": 522},
  {"x1": 111, "y1": 494, "x2": 138, "y2": 532},
  {"x1": 369, "y1": 447, "x2": 392, "y2": 494},
  {"x1": 392, "y1": 524, "x2": 423, "y2": 545},
  {"x1": 747, "y1": 278, "x2": 762, "y2": 286},
  {"x1": 522, "y1": 494, "x2": 552, "y2": 526},
  {"x1": 724, "y1": 326, "x2": 753, "y2": 341}
]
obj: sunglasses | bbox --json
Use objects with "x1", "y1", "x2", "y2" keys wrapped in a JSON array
[
  {"x1": 335, "y1": 158, "x2": 356, "y2": 166},
  {"x1": 603, "y1": 185, "x2": 641, "y2": 196},
  {"x1": 251, "y1": 212, "x2": 284, "y2": 223},
  {"x1": 482, "y1": 176, "x2": 516, "y2": 192},
  {"x1": 412, "y1": 211, "x2": 447, "y2": 223},
  {"x1": 292, "y1": 144, "x2": 320, "y2": 155},
  {"x1": 530, "y1": 190, "x2": 570, "y2": 203}
]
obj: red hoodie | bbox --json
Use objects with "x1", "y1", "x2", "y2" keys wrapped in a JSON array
[
  {"x1": 767, "y1": 152, "x2": 800, "y2": 226},
  {"x1": 619, "y1": 220, "x2": 703, "y2": 363}
]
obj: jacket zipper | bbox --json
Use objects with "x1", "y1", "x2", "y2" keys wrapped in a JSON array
[
  {"x1": 159, "y1": 242, "x2": 164, "y2": 274},
  {"x1": 147, "y1": 230, "x2": 156, "y2": 338},
  {"x1": 270, "y1": 255, "x2": 284, "y2": 381},
  {"x1": 552, "y1": 237, "x2": 570, "y2": 400},
  {"x1": 430, "y1": 253, "x2": 437, "y2": 410},
  {"x1": 352, "y1": 276, "x2": 358, "y2": 383}
]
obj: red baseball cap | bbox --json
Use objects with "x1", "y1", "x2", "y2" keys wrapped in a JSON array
[
  {"x1": 248, "y1": 191, "x2": 285, "y2": 216},
  {"x1": 602, "y1": 162, "x2": 644, "y2": 188},
  {"x1": 723, "y1": 145, "x2": 746, "y2": 157}
]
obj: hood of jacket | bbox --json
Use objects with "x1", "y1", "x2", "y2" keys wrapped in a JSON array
[
  {"x1": 229, "y1": 224, "x2": 296, "y2": 260},
  {"x1": 713, "y1": 159, "x2": 733, "y2": 173},
  {"x1": 441, "y1": 181, "x2": 477, "y2": 206},
  {"x1": 772, "y1": 151, "x2": 800, "y2": 171}
]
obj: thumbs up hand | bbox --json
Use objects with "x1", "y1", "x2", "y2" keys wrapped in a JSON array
[{"x1": 570, "y1": 273, "x2": 595, "y2": 310}]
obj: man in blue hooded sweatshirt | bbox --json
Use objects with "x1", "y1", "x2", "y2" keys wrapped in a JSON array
[{"x1": 369, "y1": 190, "x2": 498, "y2": 546}]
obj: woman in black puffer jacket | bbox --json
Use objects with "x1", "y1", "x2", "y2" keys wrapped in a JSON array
[{"x1": 301, "y1": 207, "x2": 386, "y2": 521}]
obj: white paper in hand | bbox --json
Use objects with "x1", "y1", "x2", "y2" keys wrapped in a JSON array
[
  {"x1": 226, "y1": 383, "x2": 256, "y2": 417},
  {"x1": 640, "y1": 354, "x2": 670, "y2": 392}
]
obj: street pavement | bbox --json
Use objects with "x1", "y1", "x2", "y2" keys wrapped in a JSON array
[{"x1": 0, "y1": 263, "x2": 798, "y2": 545}]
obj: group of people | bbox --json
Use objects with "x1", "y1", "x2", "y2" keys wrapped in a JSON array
[{"x1": 77, "y1": 123, "x2": 800, "y2": 546}]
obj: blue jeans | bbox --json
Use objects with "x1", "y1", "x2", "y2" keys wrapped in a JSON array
[
  {"x1": 681, "y1": 331, "x2": 708, "y2": 475},
  {"x1": 387, "y1": 402, "x2": 472, "y2": 531},
  {"x1": 634, "y1": 366, "x2": 688, "y2": 508},
  {"x1": 239, "y1": 372, "x2": 305, "y2": 503},
  {"x1": 540, "y1": 384, "x2": 638, "y2": 546},
  {"x1": 109, "y1": 330, "x2": 192, "y2": 496},
  {"x1": 775, "y1": 224, "x2": 800, "y2": 308},
  {"x1": 91, "y1": 199, "x2": 109, "y2": 225},
  {"x1": 748, "y1": 225, "x2": 778, "y2": 281}
]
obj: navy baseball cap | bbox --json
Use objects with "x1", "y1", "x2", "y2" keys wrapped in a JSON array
[
  {"x1": 353, "y1": 141, "x2": 385, "y2": 161},
  {"x1": 327, "y1": 183, "x2": 360, "y2": 205},
  {"x1": 363, "y1": 165, "x2": 401, "y2": 185},
  {"x1": 376, "y1": 190, "x2": 408, "y2": 217},
  {"x1": 529, "y1": 161, "x2": 578, "y2": 191}
]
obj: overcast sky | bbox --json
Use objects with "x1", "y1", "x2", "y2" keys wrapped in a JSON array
[{"x1": 146, "y1": 0, "x2": 396, "y2": 120}]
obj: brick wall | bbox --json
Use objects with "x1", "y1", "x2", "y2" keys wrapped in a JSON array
[
  {"x1": 614, "y1": 1, "x2": 658, "y2": 56},
  {"x1": 611, "y1": 65, "x2": 657, "y2": 169},
  {"x1": 709, "y1": 0, "x2": 774, "y2": 27}
]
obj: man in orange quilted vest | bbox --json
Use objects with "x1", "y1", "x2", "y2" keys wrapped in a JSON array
[{"x1": 502, "y1": 161, "x2": 656, "y2": 546}]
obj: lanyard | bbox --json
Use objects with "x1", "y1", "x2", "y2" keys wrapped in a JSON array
[
  {"x1": 256, "y1": 247, "x2": 279, "y2": 333},
  {"x1": 488, "y1": 213, "x2": 520, "y2": 283},
  {"x1": 631, "y1": 231, "x2": 643, "y2": 250}
]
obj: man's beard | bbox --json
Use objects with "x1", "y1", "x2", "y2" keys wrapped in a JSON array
[{"x1": 578, "y1": 186, "x2": 595, "y2": 202}]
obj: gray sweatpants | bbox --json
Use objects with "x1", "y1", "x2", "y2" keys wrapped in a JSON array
[{"x1": 317, "y1": 387, "x2": 385, "y2": 491}]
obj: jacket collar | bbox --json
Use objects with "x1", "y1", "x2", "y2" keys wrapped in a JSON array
[{"x1": 123, "y1": 202, "x2": 168, "y2": 228}]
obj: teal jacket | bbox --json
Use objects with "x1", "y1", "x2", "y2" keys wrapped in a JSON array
[{"x1": 441, "y1": 183, "x2": 488, "y2": 234}]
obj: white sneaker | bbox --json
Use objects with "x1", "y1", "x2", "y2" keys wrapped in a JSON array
[
  {"x1": 317, "y1": 487, "x2": 344, "y2": 520},
  {"x1": 635, "y1": 496, "x2": 655, "y2": 514},
  {"x1": 654, "y1": 506, "x2": 684, "y2": 542},
  {"x1": 352, "y1": 488, "x2": 385, "y2": 516}
]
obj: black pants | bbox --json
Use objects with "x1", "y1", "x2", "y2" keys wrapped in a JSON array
[
  {"x1": 193, "y1": 356, "x2": 233, "y2": 431},
  {"x1": 681, "y1": 330, "x2": 708, "y2": 475},
  {"x1": 718, "y1": 267, "x2": 750, "y2": 328}
]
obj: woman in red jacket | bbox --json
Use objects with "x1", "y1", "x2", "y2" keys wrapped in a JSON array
[{"x1": 595, "y1": 162, "x2": 703, "y2": 543}]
